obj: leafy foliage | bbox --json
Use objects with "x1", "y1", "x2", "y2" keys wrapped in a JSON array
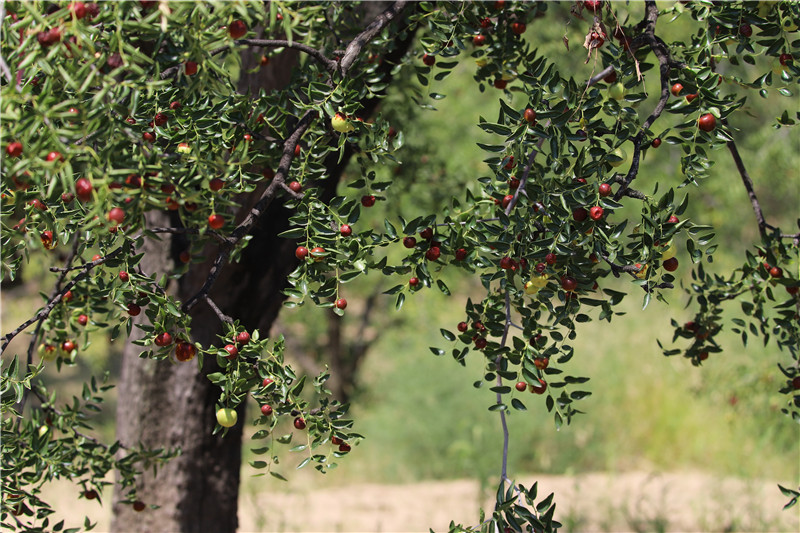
[{"x1": 1, "y1": 0, "x2": 798, "y2": 530}]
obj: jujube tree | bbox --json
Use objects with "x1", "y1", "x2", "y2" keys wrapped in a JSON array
[{"x1": 1, "y1": 1, "x2": 799, "y2": 532}]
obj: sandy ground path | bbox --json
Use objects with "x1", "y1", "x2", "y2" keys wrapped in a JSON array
[
  {"x1": 237, "y1": 471, "x2": 799, "y2": 532},
  {"x1": 40, "y1": 470, "x2": 799, "y2": 532}
]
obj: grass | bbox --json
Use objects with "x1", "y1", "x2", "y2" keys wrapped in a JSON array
[{"x1": 346, "y1": 283, "x2": 797, "y2": 482}]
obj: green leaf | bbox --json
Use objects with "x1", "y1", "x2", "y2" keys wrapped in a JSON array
[
  {"x1": 436, "y1": 280, "x2": 451, "y2": 295},
  {"x1": 440, "y1": 329, "x2": 455, "y2": 341},
  {"x1": 478, "y1": 122, "x2": 512, "y2": 136},
  {"x1": 395, "y1": 292, "x2": 405, "y2": 311},
  {"x1": 383, "y1": 219, "x2": 397, "y2": 239}
]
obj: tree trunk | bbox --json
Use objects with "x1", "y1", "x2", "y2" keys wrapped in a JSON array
[
  {"x1": 111, "y1": 45, "x2": 301, "y2": 533},
  {"x1": 111, "y1": 4, "x2": 414, "y2": 531}
]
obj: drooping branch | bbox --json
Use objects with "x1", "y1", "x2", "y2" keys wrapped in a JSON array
[
  {"x1": 721, "y1": 118, "x2": 772, "y2": 239},
  {"x1": 496, "y1": 290, "x2": 513, "y2": 484}
]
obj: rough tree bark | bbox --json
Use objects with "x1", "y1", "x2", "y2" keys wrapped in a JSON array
[
  {"x1": 111, "y1": 4, "x2": 413, "y2": 532},
  {"x1": 110, "y1": 45, "x2": 301, "y2": 533}
]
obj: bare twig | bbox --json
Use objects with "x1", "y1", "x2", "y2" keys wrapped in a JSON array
[
  {"x1": 339, "y1": 1, "x2": 409, "y2": 76},
  {"x1": 211, "y1": 39, "x2": 337, "y2": 72},
  {"x1": 587, "y1": 64, "x2": 615, "y2": 87},
  {"x1": 204, "y1": 295, "x2": 234, "y2": 324},
  {"x1": 160, "y1": 40, "x2": 335, "y2": 79},
  {"x1": 496, "y1": 290, "x2": 512, "y2": 484},
  {"x1": 721, "y1": 118, "x2": 772, "y2": 239}
]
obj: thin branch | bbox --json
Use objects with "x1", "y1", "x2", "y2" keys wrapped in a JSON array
[
  {"x1": 600, "y1": 253, "x2": 673, "y2": 292},
  {"x1": 231, "y1": 110, "x2": 316, "y2": 242},
  {"x1": 614, "y1": 1, "x2": 674, "y2": 202},
  {"x1": 0, "y1": 54, "x2": 12, "y2": 84},
  {"x1": 279, "y1": 182, "x2": 305, "y2": 200},
  {"x1": 149, "y1": 226, "x2": 201, "y2": 235},
  {"x1": 29, "y1": 386, "x2": 137, "y2": 453},
  {"x1": 435, "y1": 217, "x2": 500, "y2": 227},
  {"x1": 149, "y1": 225, "x2": 228, "y2": 244},
  {"x1": 611, "y1": 174, "x2": 647, "y2": 199},
  {"x1": 587, "y1": 65, "x2": 615, "y2": 87},
  {"x1": 49, "y1": 255, "x2": 108, "y2": 273},
  {"x1": 182, "y1": 110, "x2": 316, "y2": 313},
  {"x1": 495, "y1": 290, "x2": 512, "y2": 484},
  {"x1": 650, "y1": 281, "x2": 674, "y2": 290},
  {"x1": 339, "y1": 1, "x2": 409, "y2": 76},
  {"x1": 600, "y1": 253, "x2": 641, "y2": 277},
  {"x1": 181, "y1": 250, "x2": 229, "y2": 314},
  {"x1": 2, "y1": 244, "x2": 124, "y2": 353},
  {"x1": 721, "y1": 118, "x2": 771, "y2": 239},
  {"x1": 203, "y1": 295, "x2": 234, "y2": 324},
  {"x1": 15, "y1": 235, "x2": 81, "y2": 415},
  {"x1": 505, "y1": 126, "x2": 547, "y2": 216},
  {"x1": 209, "y1": 39, "x2": 337, "y2": 72}
]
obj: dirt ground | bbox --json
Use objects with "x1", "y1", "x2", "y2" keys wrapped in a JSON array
[{"x1": 40, "y1": 470, "x2": 799, "y2": 532}]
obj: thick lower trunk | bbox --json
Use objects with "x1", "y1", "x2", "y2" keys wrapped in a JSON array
[
  {"x1": 111, "y1": 285, "x2": 244, "y2": 532},
  {"x1": 111, "y1": 46, "x2": 301, "y2": 533}
]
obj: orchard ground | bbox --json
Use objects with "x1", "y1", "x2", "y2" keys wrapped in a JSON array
[{"x1": 38, "y1": 471, "x2": 800, "y2": 532}]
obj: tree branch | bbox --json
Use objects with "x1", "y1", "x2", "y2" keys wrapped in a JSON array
[
  {"x1": 203, "y1": 295, "x2": 234, "y2": 324},
  {"x1": 721, "y1": 118, "x2": 772, "y2": 239},
  {"x1": 339, "y1": 1, "x2": 409, "y2": 76},
  {"x1": 614, "y1": 1, "x2": 674, "y2": 202},
  {"x1": 2, "y1": 248, "x2": 123, "y2": 353},
  {"x1": 210, "y1": 39, "x2": 337, "y2": 72},
  {"x1": 611, "y1": 174, "x2": 647, "y2": 199},
  {"x1": 496, "y1": 290, "x2": 512, "y2": 484},
  {"x1": 182, "y1": 110, "x2": 316, "y2": 313},
  {"x1": 181, "y1": 3, "x2": 411, "y2": 317}
]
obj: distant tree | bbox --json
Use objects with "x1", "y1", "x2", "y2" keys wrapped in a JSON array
[{"x1": 1, "y1": 2, "x2": 798, "y2": 532}]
